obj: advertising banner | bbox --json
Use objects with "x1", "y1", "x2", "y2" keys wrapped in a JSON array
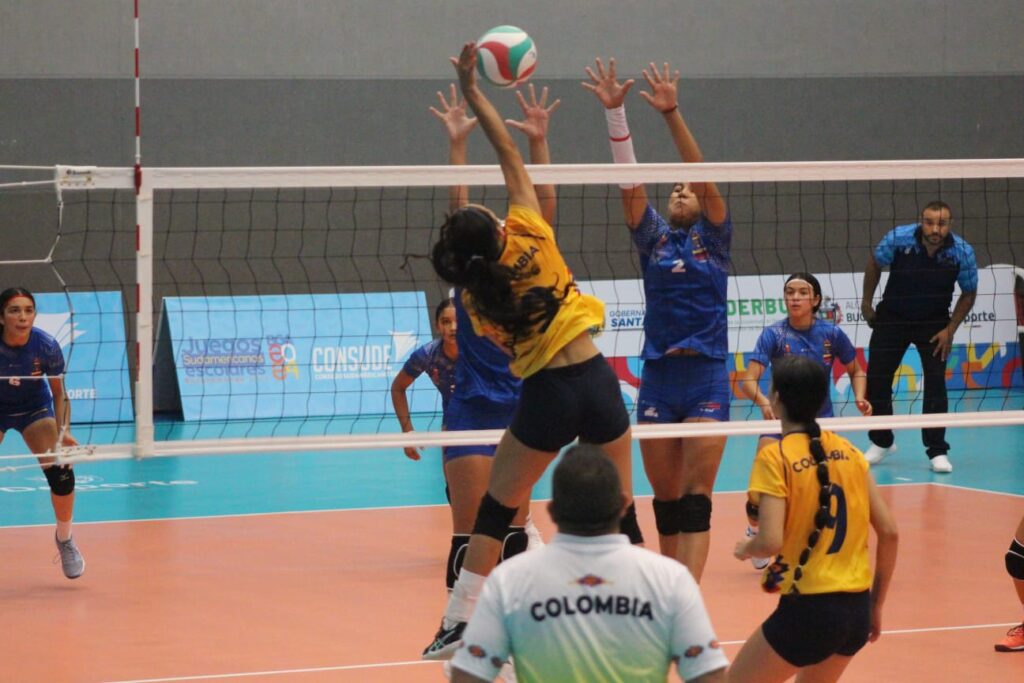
[
  {"x1": 29, "y1": 291, "x2": 133, "y2": 423},
  {"x1": 163, "y1": 292, "x2": 435, "y2": 421},
  {"x1": 580, "y1": 265, "x2": 1022, "y2": 408}
]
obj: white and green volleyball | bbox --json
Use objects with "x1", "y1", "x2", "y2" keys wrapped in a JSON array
[{"x1": 476, "y1": 25, "x2": 537, "y2": 87}]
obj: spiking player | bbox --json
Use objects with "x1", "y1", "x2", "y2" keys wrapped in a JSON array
[
  {"x1": 423, "y1": 42, "x2": 642, "y2": 660},
  {"x1": 584, "y1": 58, "x2": 731, "y2": 582},
  {"x1": 0, "y1": 287, "x2": 84, "y2": 579},
  {"x1": 739, "y1": 272, "x2": 872, "y2": 569},
  {"x1": 732, "y1": 356, "x2": 898, "y2": 683},
  {"x1": 429, "y1": 82, "x2": 555, "y2": 610}
]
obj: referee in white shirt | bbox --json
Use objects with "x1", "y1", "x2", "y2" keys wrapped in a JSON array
[{"x1": 451, "y1": 444, "x2": 728, "y2": 683}]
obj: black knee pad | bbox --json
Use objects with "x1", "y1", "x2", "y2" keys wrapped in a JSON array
[
  {"x1": 500, "y1": 527, "x2": 528, "y2": 562},
  {"x1": 620, "y1": 502, "x2": 644, "y2": 545},
  {"x1": 652, "y1": 498, "x2": 680, "y2": 536},
  {"x1": 1007, "y1": 538, "x2": 1024, "y2": 580},
  {"x1": 44, "y1": 465, "x2": 74, "y2": 497},
  {"x1": 745, "y1": 500, "x2": 760, "y2": 523},
  {"x1": 446, "y1": 534, "x2": 470, "y2": 590},
  {"x1": 472, "y1": 493, "x2": 517, "y2": 542},
  {"x1": 678, "y1": 494, "x2": 712, "y2": 533}
]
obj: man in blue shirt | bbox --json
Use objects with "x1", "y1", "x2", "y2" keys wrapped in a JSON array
[{"x1": 860, "y1": 201, "x2": 978, "y2": 473}]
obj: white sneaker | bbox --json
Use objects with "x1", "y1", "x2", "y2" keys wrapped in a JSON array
[
  {"x1": 930, "y1": 454, "x2": 953, "y2": 473},
  {"x1": 864, "y1": 443, "x2": 897, "y2": 465},
  {"x1": 745, "y1": 526, "x2": 771, "y2": 570}
]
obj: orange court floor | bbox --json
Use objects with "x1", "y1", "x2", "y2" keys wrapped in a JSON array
[{"x1": 3, "y1": 484, "x2": 1024, "y2": 682}]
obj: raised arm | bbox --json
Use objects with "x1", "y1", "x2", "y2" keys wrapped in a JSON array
[
  {"x1": 638, "y1": 62, "x2": 727, "y2": 226},
  {"x1": 453, "y1": 42, "x2": 540, "y2": 213},
  {"x1": 506, "y1": 83, "x2": 561, "y2": 224},
  {"x1": 582, "y1": 57, "x2": 648, "y2": 229},
  {"x1": 430, "y1": 83, "x2": 477, "y2": 211}
]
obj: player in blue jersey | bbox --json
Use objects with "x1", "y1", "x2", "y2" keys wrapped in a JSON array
[
  {"x1": 585, "y1": 58, "x2": 731, "y2": 582},
  {"x1": 0, "y1": 287, "x2": 84, "y2": 579},
  {"x1": 738, "y1": 273, "x2": 872, "y2": 569},
  {"x1": 391, "y1": 297, "x2": 458, "y2": 460}
]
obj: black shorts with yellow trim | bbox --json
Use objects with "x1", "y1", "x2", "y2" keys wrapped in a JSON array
[
  {"x1": 762, "y1": 590, "x2": 871, "y2": 667},
  {"x1": 509, "y1": 353, "x2": 629, "y2": 453}
]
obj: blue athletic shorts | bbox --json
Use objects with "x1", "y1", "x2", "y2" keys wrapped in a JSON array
[
  {"x1": 0, "y1": 404, "x2": 54, "y2": 434},
  {"x1": 443, "y1": 396, "x2": 517, "y2": 463},
  {"x1": 637, "y1": 354, "x2": 730, "y2": 423}
]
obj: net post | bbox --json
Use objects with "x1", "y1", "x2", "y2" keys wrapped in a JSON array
[{"x1": 134, "y1": 172, "x2": 154, "y2": 457}]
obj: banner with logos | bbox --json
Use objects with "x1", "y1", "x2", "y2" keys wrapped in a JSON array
[
  {"x1": 29, "y1": 291, "x2": 133, "y2": 423},
  {"x1": 163, "y1": 292, "x2": 435, "y2": 421},
  {"x1": 580, "y1": 264, "x2": 1023, "y2": 408}
]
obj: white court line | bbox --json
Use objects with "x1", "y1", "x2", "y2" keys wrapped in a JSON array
[
  {"x1": 929, "y1": 482, "x2": 1024, "y2": 499},
  {"x1": 0, "y1": 482, "x2": 959, "y2": 531},
  {"x1": 103, "y1": 622, "x2": 1020, "y2": 683}
]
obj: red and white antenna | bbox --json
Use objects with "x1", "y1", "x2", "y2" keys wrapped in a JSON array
[{"x1": 133, "y1": 0, "x2": 142, "y2": 193}]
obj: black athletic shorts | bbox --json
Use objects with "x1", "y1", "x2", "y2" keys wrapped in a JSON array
[
  {"x1": 509, "y1": 353, "x2": 630, "y2": 452},
  {"x1": 761, "y1": 590, "x2": 871, "y2": 667}
]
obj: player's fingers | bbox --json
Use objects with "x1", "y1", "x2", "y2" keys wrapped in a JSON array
[
  {"x1": 547, "y1": 98, "x2": 562, "y2": 114},
  {"x1": 594, "y1": 57, "x2": 606, "y2": 77},
  {"x1": 505, "y1": 119, "x2": 526, "y2": 132},
  {"x1": 536, "y1": 85, "x2": 548, "y2": 106},
  {"x1": 514, "y1": 89, "x2": 528, "y2": 110}
]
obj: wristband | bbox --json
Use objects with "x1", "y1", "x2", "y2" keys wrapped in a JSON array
[{"x1": 661, "y1": 104, "x2": 678, "y2": 114}]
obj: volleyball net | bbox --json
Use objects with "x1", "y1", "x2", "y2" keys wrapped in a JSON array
[{"x1": 1, "y1": 160, "x2": 1023, "y2": 468}]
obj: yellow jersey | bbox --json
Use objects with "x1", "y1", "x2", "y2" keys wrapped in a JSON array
[
  {"x1": 748, "y1": 431, "x2": 872, "y2": 595},
  {"x1": 464, "y1": 205, "x2": 605, "y2": 378}
]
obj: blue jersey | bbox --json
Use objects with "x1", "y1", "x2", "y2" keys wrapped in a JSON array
[
  {"x1": 750, "y1": 318, "x2": 856, "y2": 417},
  {"x1": 0, "y1": 328, "x2": 64, "y2": 413},
  {"x1": 875, "y1": 223, "x2": 977, "y2": 321},
  {"x1": 453, "y1": 290, "x2": 521, "y2": 405},
  {"x1": 633, "y1": 205, "x2": 732, "y2": 360},
  {"x1": 402, "y1": 338, "x2": 457, "y2": 415}
]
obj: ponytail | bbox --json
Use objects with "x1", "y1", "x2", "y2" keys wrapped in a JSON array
[
  {"x1": 763, "y1": 355, "x2": 832, "y2": 595},
  {"x1": 431, "y1": 208, "x2": 564, "y2": 342}
]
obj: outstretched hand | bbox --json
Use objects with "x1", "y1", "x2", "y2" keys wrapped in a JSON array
[
  {"x1": 638, "y1": 61, "x2": 680, "y2": 113},
  {"x1": 506, "y1": 83, "x2": 561, "y2": 141},
  {"x1": 430, "y1": 83, "x2": 477, "y2": 142},
  {"x1": 450, "y1": 42, "x2": 478, "y2": 90},
  {"x1": 581, "y1": 57, "x2": 634, "y2": 109}
]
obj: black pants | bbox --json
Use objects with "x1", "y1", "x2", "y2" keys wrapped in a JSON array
[{"x1": 865, "y1": 306, "x2": 950, "y2": 458}]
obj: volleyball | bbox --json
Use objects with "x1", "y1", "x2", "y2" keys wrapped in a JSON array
[{"x1": 476, "y1": 25, "x2": 537, "y2": 87}]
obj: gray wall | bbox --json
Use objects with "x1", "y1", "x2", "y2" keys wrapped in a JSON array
[{"x1": 1, "y1": 1, "x2": 1022, "y2": 166}]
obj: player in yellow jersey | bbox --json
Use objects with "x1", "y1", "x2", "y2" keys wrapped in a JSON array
[
  {"x1": 730, "y1": 355, "x2": 898, "y2": 682},
  {"x1": 422, "y1": 42, "x2": 641, "y2": 661}
]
